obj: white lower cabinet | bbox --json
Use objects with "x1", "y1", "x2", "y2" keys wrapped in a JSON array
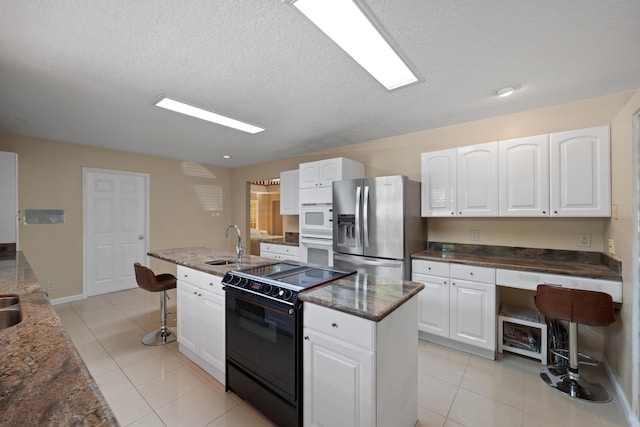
[
  {"x1": 303, "y1": 299, "x2": 418, "y2": 427},
  {"x1": 413, "y1": 260, "x2": 496, "y2": 358},
  {"x1": 260, "y1": 242, "x2": 300, "y2": 261},
  {"x1": 176, "y1": 266, "x2": 225, "y2": 384}
]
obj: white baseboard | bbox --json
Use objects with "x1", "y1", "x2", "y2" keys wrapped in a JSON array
[
  {"x1": 605, "y1": 360, "x2": 639, "y2": 427},
  {"x1": 50, "y1": 294, "x2": 84, "y2": 305}
]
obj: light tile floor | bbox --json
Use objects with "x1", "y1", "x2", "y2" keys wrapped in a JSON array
[{"x1": 55, "y1": 288, "x2": 629, "y2": 427}]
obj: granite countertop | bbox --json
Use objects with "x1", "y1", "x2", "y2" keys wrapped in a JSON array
[
  {"x1": 148, "y1": 247, "x2": 277, "y2": 277},
  {"x1": 0, "y1": 252, "x2": 117, "y2": 426},
  {"x1": 149, "y1": 247, "x2": 422, "y2": 322},
  {"x1": 412, "y1": 242, "x2": 622, "y2": 281},
  {"x1": 298, "y1": 274, "x2": 424, "y2": 322}
]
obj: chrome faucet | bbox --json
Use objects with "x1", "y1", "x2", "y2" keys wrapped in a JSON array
[{"x1": 225, "y1": 224, "x2": 244, "y2": 262}]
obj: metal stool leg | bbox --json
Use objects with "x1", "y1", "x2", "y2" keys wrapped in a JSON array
[
  {"x1": 142, "y1": 290, "x2": 177, "y2": 346},
  {"x1": 540, "y1": 322, "x2": 611, "y2": 402}
]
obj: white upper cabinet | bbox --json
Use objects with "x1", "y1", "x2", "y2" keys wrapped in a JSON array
[
  {"x1": 421, "y1": 125, "x2": 611, "y2": 218},
  {"x1": 549, "y1": 125, "x2": 611, "y2": 217},
  {"x1": 457, "y1": 142, "x2": 499, "y2": 216},
  {"x1": 279, "y1": 169, "x2": 299, "y2": 215},
  {"x1": 421, "y1": 149, "x2": 457, "y2": 217},
  {"x1": 499, "y1": 134, "x2": 550, "y2": 216},
  {"x1": 299, "y1": 157, "x2": 364, "y2": 189}
]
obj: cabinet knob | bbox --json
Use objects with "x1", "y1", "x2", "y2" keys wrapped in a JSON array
[
  {"x1": 193, "y1": 291, "x2": 197, "y2": 295},
  {"x1": 331, "y1": 323, "x2": 338, "y2": 328},
  {"x1": 470, "y1": 272, "x2": 474, "y2": 276},
  {"x1": 304, "y1": 336, "x2": 310, "y2": 340},
  {"x1": 427, "y1": 267, "x2": 431, "y2": 270},
  {"x1": 452, "y1": 282, "x2": 456, "y2": 286},
  {"x1": 542, "y1": 211, "x2": 546, "y2": 214},
  {"x1": 198, "y1": 293, "x2": 202, "y2": 297}
]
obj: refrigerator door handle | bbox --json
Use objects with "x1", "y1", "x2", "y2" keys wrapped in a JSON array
[
  {"x1": 355, "y1": 186, "x2": 362, "y2": 248},
  {"x1": 363, "y1": 185, "x2": 370, "y2": 248},
  {"x1": 334, "y1": 254, "x2": 403, "y2": 268}
]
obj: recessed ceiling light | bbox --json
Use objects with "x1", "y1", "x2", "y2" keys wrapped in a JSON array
[
  {"x1": 286, "y1": 0, "x2": 420, "y2": 91},
  {"x1": 222, "y1": 155, "x2": 232, "y2": 159},
  {"x1": 153, "y1": 97, "x2": 265, "y2": 134},
  {"x1": 495, "y1": 85, "x2": 521, "y2": 98}
]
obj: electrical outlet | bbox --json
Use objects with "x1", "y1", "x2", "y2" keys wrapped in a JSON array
[
  {"x1": 470, "y1": 229, "x2": 479, "y2": 241},
  {"x1": 608, "y1": 239, "x2": 616, "y2": 255},
  {"x1": 578, "y1": 233, "x2": 591, "y2": 247}
]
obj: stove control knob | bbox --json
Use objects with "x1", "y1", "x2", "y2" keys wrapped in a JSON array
[
  {"x1": 270, "y1": 287, "x2": 280, "y2": 297},
  {"x1": 262, "y1": 284, "x2": 272, "y2": 295},
  {"x1": 282, "y1": 289, "x2": 293, "y2": 301},
  {"x1": 238, "y1": 277, "x2": 249, "y2": 288}
]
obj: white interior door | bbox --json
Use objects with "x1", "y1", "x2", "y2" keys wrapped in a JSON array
[{"x1": 83, "y1": 168, "x2": 149, "y2": 297}]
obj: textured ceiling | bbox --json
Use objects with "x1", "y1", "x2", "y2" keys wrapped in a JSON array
[{"x1": 1, "y1": 0, "x2": 640, "y2": 168}]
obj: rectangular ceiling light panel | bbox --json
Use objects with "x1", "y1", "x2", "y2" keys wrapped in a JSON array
[
  {"x1": 154, "y1": 97, "x2": 265, "y2": 134},
  {"x1": 290, "y1": 0, "x2": 419, "y2": 90}
]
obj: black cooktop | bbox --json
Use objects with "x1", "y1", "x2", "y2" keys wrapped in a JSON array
[{"x1": 232, "y1": 261, "x2": 353, "y2": 291}]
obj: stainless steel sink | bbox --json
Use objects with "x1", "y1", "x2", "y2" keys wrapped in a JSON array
[
  {"x1": 0, "y1": 309, "x2": 22, "y2": 330},
  {"x1": 0, "y1": 295, "x2": 22, "y2": 330},
  {"x1": 0, "y1": 296, "x2": 19, "y2": 308},
  {"x1": 205, "y1": 259, "x2": 235, "y2": 266}
]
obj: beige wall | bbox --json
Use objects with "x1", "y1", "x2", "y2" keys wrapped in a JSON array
[
  {"x1": 233, "y1": 92, "x2": 632, "y2": 251},
  {"x1": 0, "y1": 133, "x2": 235, "y2": 299},
  {"x1": 606, "y1": 90, "x2": 640, "y2": 405}
]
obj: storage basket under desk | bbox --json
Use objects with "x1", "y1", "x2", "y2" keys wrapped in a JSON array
[{"x1": 498, "y1": 304, "x2": 548, "y2": 365}]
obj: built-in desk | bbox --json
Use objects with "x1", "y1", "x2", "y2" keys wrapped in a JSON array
[{"x1": 411, "y1": 243, "x2": 622, "y2": 360}]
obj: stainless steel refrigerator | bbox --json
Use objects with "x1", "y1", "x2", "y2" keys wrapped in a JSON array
[{"x1": 332, "y1": 175, "x2": 425, "y2": 280}]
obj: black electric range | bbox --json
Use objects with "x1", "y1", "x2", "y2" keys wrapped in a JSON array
[{"x1": 222, "y1": 261, "x2": 354, "y2": 427}]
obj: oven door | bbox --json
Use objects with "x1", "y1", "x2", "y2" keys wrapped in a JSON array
[
  {"x1": 299, "y1": 237, "x2": 334, "y2": 267},
  {"x1": 300, "y1": 204, "x2": 333, "y2": 238},
  {"x1": 225, "y1": 287, "x2": 299, "y2": 403}
]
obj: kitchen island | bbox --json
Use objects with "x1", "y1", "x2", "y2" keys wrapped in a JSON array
[
  {"x1": 0, "y1": 252, "x2": 117, "y2": 426},
  {"x1": 149, "y1": 247, "x2": 424, "y2": 427}
]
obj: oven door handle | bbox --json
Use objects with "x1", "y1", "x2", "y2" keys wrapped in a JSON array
[
  {"x1": 299, "y1": 237, "x2": 333, "y2": 246},
  {"x1": 224, "y1": 286, "x2": 296, "y2": 316}
]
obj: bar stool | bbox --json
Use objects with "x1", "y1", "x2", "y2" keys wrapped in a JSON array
[
  {"x1": 535, "y1": 284, "x2": 615, "y2": 402},
  {"x1": 133, "y1": 263, "x2": 177, "y2": 345}
]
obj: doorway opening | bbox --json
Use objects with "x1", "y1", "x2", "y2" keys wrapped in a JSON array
[{"x1": 249, "y1": 178, "x2": 283, "y2": 255}]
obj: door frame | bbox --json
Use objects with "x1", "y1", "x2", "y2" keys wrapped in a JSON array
[{"x1": 82, "y1": 167, "x2": 150, "y2": 299}]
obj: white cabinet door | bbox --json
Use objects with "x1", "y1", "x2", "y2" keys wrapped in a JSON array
[
  {"x1": 421, "y1": 149, "x2": 456, "y2": 217},
  {"x1": 0, "y1": 152, "x2": 17, "y2": 245},
  {"x1": 303, "y1": 329, "x2": 374, "y2": 427},
  {"x1": 499, "y1": 135, "x2": 550, "y2": 216},
  {"x1": 413, "y1": 272, "x2": 449, "y2": 337},
  {"x1": 317, "y1": 158, "x2": 341, "y2": 187},
  {"x1": 300, "y1": 161, "x2": 321, "y2": 189},
  {"x1": 199, "y1": 290, "x2": 225, "y2": 373},
  {"x1": 280, "y1": 169, "x2": 300, "y2": 215},
  {"x1": 449, "y1": 279, "x2": 496, "y2": 350},
  {"x1": 549, "y1": 125, "x2": 611, "y2": 216},
  {"x1": 457, "y1": 142, "x2": 499, "y2": 216},
  {"x1": 177, "y1": 281, "x2": 199, "y2": 354}
]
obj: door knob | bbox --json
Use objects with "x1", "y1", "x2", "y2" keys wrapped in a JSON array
[{"x1": 138, "y1": 235, "x2": 144, "y2": 240}]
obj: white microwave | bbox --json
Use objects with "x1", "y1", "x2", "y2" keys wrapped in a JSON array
[{"x1": 300, "y1": 203, "x2": 333, "y2": 238}]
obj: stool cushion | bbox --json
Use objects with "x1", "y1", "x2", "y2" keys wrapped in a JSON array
[
  {"x1": 134, "y1": 263, "x2": 177, "y2": 292},
  {"x1": 535, "y1": 284, "x2": 615, "y2": 326}
]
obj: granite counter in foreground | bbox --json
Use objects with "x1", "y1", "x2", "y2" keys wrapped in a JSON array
[{"x1": 0, "y1": 252, "x2": 117, "y2": 426}]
